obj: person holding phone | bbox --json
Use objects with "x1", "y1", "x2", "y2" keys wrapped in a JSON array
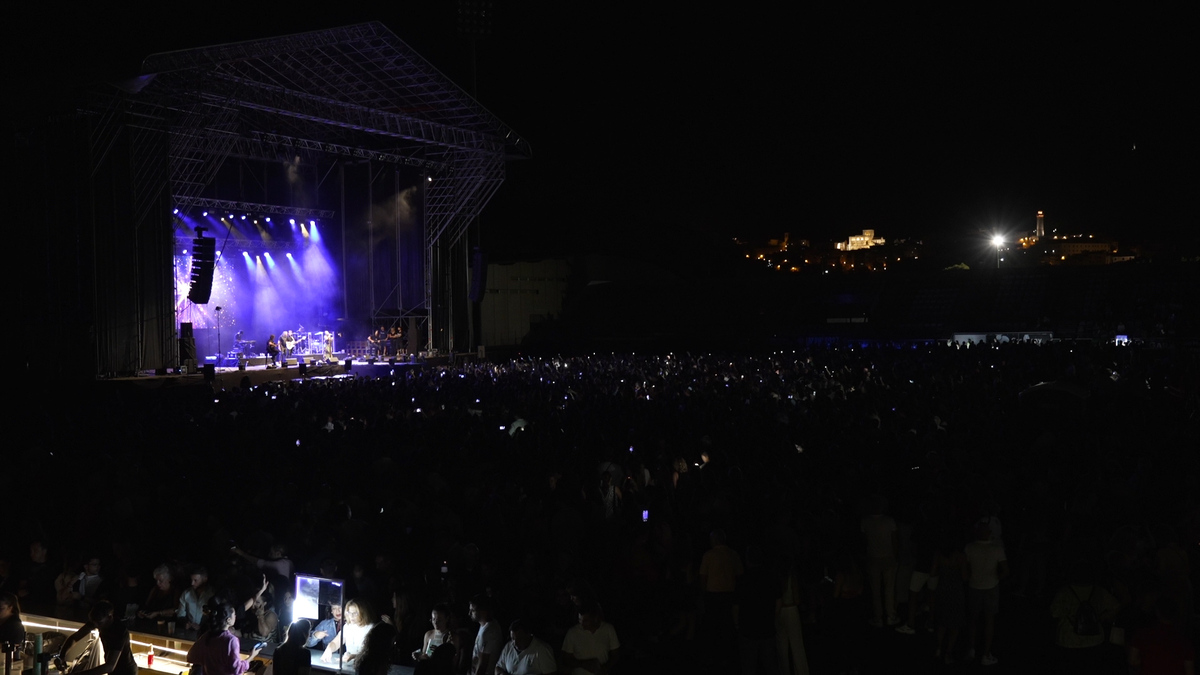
[{"x1": 187, "y1": 600, "x2": 262, "y2": 675}]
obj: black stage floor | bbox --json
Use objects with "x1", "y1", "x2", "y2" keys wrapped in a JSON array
[{"x1": 102, "y1": 356, "x2": 432, "y2": 391}]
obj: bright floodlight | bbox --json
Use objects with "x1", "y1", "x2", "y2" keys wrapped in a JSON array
[{"x1": 991, "y1": 235, "x2": 1004, "y2": 248}]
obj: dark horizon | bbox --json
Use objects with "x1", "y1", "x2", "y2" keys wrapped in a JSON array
[{"x1": 15, "y1": 5, "x2": 1194, "y2": 265}]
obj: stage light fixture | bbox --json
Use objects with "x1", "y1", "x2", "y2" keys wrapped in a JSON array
[
  {"x1": 241, "y1": 215, "x2": 246, "y2": 220},
  {"x1": 202, "y1": 211, "x2": 208, "y2": 216},
  {"x1": 265, "y1": 217, "x2": 271, "y2": 222},
  {"x1": 289, "y1": 218, "x2": 295, "y2": 225},
  {"x1": 173, "y1": 208, "x2": 179, "y2": 214}
]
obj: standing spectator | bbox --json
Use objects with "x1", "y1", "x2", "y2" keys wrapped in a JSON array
[
  {"x1": 931, "y1": 535, "x2": 967, "y2": 665},
  {"x1": 561, "y1": 605, "x2": 619, "y2": 675},
  {"x1": 468, "y1": 596, "x2": 502, "y2": 675},
  {"x1": 16, "y1": 541, "x2": 55, "y2": 609},
  {"x1": 734, "y1": 547, "x2": 781, "y2": 675},
  {"x1": 271, "y1": 620, "x2": 312, "y2": 675},
  {"x1": 187, "y1": 600, "x2": 263, "y2": 675},
  {"x1": 774, "y1": 557, "x2": 809, "y2": 675},
  {"x1": 494, "y1": 620, "x2": 556, "y2": 675},
  {"x1": 964, "y1": 522, "x2": 1008, "y2": 666},
  {"x1": 860, "y1": 496, "x2": 899, "y2": 628},
  {"x1": 699, "y1": 528, "x2": 743, "y2": 667}
]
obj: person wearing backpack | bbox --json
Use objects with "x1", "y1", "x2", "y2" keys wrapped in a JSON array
[{"x1": 1049, "y1": 559, "x2": 1120, "y2": 671}]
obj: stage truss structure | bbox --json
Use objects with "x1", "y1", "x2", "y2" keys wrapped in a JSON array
[{"x1": 82, "y1": 21, "x2": 527, "y2": 369}]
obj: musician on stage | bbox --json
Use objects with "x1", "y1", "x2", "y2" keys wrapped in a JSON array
[
  {"x1": 370, "y1": 326, "x2": 388, "y2": 358},
  {"x1": 387, "y1": 325, "x2": 402, "y2": 356},
  {"x1": 280, "y1": 330, "x2": 293, "y2": 359},
  {"x1": 266, "y1": 334, "x2": 280, "y2": 368}
]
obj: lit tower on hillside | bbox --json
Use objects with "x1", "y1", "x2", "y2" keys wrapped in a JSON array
[{"x1": 1036, "y1": 210, "x2": 1045, "y2": 239}]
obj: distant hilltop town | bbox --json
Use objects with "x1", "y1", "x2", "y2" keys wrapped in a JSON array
[{"x1": 738, "y1": 211, "x2": 1139, "y2": 273}]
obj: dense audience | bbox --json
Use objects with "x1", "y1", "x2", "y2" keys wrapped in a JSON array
[{"x1": 5, "y1": 341, "x2": 1198, "y2": 674}]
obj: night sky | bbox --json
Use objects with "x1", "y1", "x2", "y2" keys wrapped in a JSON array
[{"x1": 17, "y1": 5, "x2": 1194, "y2": 263}]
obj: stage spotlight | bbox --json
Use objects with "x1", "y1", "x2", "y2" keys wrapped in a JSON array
[
  {"x1": 309, "y1": 220, "x2": 315, "y2": 226},
  {"x1": 228, "y1": 214, "x2": 234, "y2": 219},
  {"x1": 241, "y1": 215, "x2": 246, "y2": 220},
  {"x1": 182, "y1": 249, "x2": 188, "y2": 255},
  {"x1": 173, "y1": 208, "x2": 179, "y2": 214},
  {"x1": 427, "y1": 175, "x2": 432, "y2": 182},
  {"x1": 202, "y1": 211, "x2": 208, "y2": 216},
  {"x1": 286, "y1": 252, "x2": 293, "y2": 259},
  {"x1": 289, "y1": 218, "x2": 295, "y2": 225},
  {"x1": 265, "y1": 217, "x2": 271, "y2": 223}
]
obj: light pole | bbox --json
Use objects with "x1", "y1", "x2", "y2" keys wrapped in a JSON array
[{"x1": 991, "y1": 235, "x2": 1004, "y2": 269}]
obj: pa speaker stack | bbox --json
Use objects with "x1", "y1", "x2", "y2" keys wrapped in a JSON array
[{"x1": 188, "y1": 231, "x2": 217, "y2": 304}]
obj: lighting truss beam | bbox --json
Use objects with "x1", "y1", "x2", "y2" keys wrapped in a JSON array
[
  {"x1": 199, "y1": 73, "x2": 506, "y2": 155},
  {"x1": 173, "y1": 236, "x2": 300, "y2": 253},
  {"x1": 240, "y1": 131, "x2": 451, "y2": 172},
  {"x1": 172, "y1": 196, "x2": 335, "y2": 219}
]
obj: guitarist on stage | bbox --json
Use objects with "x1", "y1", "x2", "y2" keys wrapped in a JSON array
[
  {"x1": 369, "y1": 325, "x2": 388, "y2": 357},
  {"x1": 266, "y1": 334, "x2": 279, "y2": 367}
]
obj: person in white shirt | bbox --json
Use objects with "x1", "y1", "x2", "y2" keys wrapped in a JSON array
[
  {"x1": 322, "y1": 599, "x2": 376, "y2": 667},
  {"x1": 470, "y1": 596, "x2": 502, "y2": 675},
  {"x1": 561, "y1": 606, "x2": 619, "y2": 675},
  {"x1": 494, "y1": 620, "x2": 556, "y2": 675}
]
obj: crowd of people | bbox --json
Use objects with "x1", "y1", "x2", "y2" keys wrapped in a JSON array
[{"x1": 4, "y1": 340, "x2": 1198, "y2": 673}]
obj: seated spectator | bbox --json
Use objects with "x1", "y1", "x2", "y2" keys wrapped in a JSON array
[
  {"x1": 0, "y1": 592, "x2": 25, "y2": 654},
  {"x1": 138, "y1": 565, "x2": 179, "y2": 620},
  {"x1": 323, "y1": 599, "x2": 376, "y2": 667},
  {"x1": 561, "y1": 605, "x2": 619, "y2": 675},
  {"x1": 178, "y1": 568, "x2": 215, "y2": 631},
  {"x1": 308, "y1": 603, "x2": 344, "y2": 648},
  {"x1": 1128, "y1": 596, "x2": 1195, "y2": 675},
  {"x1": 1049, "y1": 560, "x2": 1120, "y2": 671},
  {"x1": 495, "y1": 619, "x2": 555, "y2": 675}
]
